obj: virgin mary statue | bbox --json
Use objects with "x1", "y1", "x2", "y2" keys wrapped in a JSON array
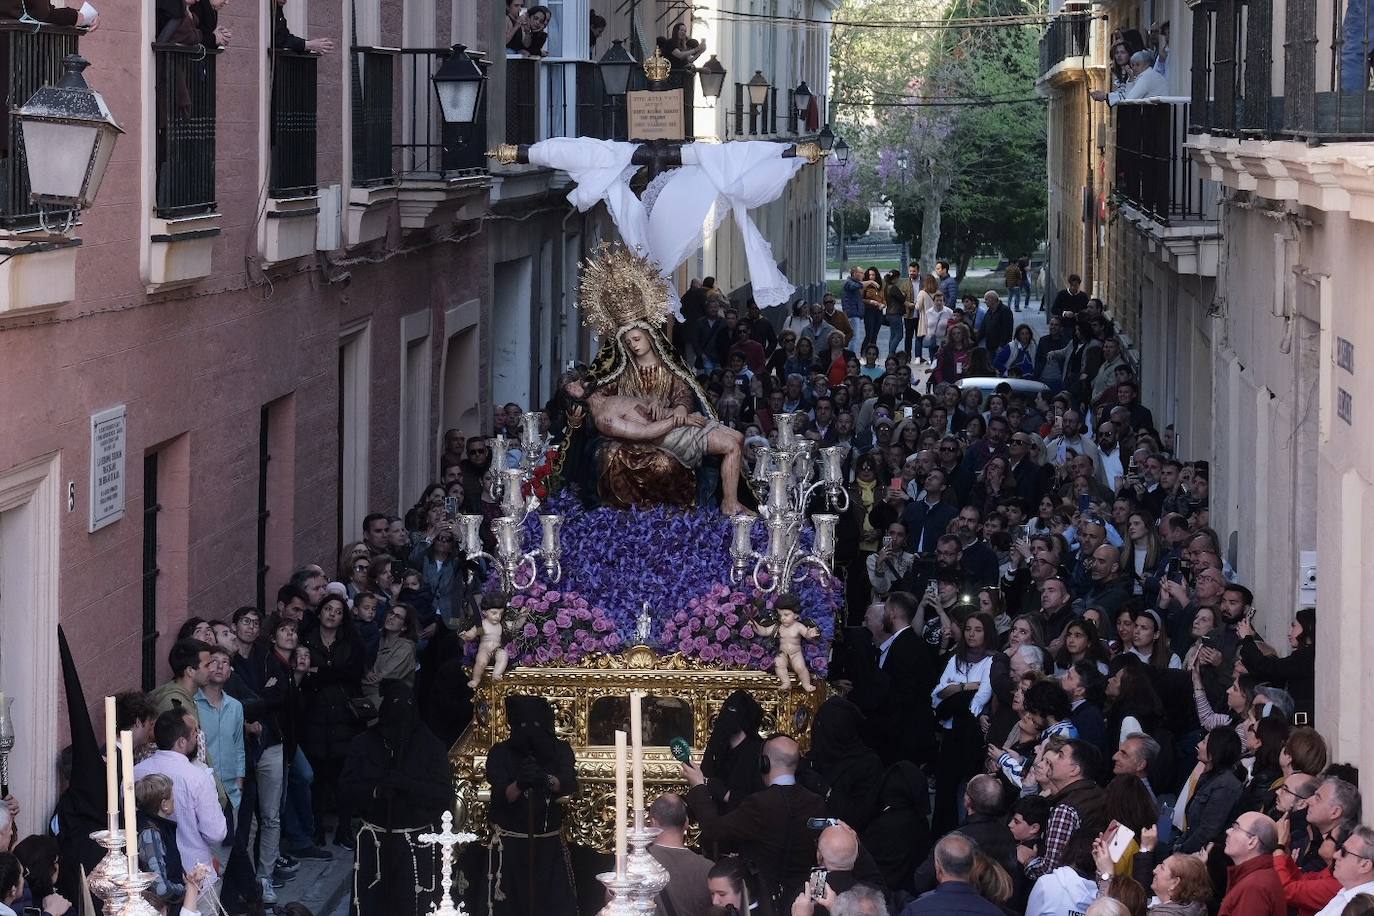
[{"x1": 557, "y1": 244, "x2": 748, "y2": 511}]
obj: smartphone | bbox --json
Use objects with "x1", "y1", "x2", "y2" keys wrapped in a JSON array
[
  {"x1": 903, "y1": 406, "x2": 914, "y2": 419},
  {"x1": 881, "y1": 535, "x2": 893, "y2": 551},
  {"x1": 1077, "y1": 494, "x2": 1091, "y2": 511},
  {"x1": 808, "y1": 867, "x2": 829, "y2": 899},
  {"x1": 926, "y1": 580, "x2": 939, "y2": 599},
  {"x1": 444, "y1": 496, "x2": 458, "y2": 517},
  {"x1": 806, "y1": 818, "x2": 841, "y2": 830},
  {"x1": 888, "y1": 479, "x2": 903, "y2": 494},
  {"x1": 1108, "y1": 824, "x2": 1136, "y2": 862}
]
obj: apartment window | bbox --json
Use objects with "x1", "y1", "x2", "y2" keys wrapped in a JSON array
[{"x1": 153, "y1": 44, "x2": 220, "y2": 216}]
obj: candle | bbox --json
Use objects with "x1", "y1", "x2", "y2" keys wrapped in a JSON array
[
  {"x1": 120, "y1": 730, "x2": 137, "y2": 878},
  {"x1": 614, "y1": 730, "x2": 627, "y2": 877},
  {"x1": 104, "y1": 696, "x2": 117, "y2": 834},
  {"x1": 630, "y1": 691, "x2": 644, "y2": 817}
]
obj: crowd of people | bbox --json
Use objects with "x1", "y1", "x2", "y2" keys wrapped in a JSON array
[
  {"x1": 631, "y1": 264, "x2": 1338, "y2": 916},
  {"x1": 0, "y1": 259, "x2": 1346, "y2": 916}
]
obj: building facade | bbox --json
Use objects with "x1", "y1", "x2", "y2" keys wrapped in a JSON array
[
  {"x1": 1043, "y1": 0, "x2": 1374, "y2": 788},
  {"x1": 0, "y1": 0, "x2": 830, "y2": 833}
]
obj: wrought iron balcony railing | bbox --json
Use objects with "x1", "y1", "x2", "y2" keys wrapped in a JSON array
[
  {"x1": 1114, "y1": 102, "x2": 1216, "y2": 225},
  {"x1": 1189, "y1": 0, "x2": 1374, "y2": 141},
  {"x1": 153, "y1": 43, "x2": 219, "y2": 218},
  {"x1": 351, "y1": 47, "x2": 396, "y2": 186},
  {"x1": 269, "y1": 49, "x2": 318, "y2": 197}
]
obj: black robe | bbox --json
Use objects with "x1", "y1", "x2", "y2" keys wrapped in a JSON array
[
  {"x1": 485, "y1": 725, "x2": 578, "y2": 916},
  {"x1": 339, "y1": 686, "x2": 454, "y2": 916}
]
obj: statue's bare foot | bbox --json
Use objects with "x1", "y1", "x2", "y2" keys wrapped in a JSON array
[
  {"x1": 493, "y1": 671, "x2": 504, "y2": 681},
  {"x1": 466, "y1": 678, "x2": 480, "y2": 689},
  {"x1": 802, "y1": 683, "x2": 817, "y2": 693},
  {"x1": 722, "y1": 501, "x2": 755, "y2": 517}
]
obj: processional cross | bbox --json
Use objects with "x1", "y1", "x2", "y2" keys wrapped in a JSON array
[{"x1": 418, "y1": 811, "x2": 479, "y2": 916}]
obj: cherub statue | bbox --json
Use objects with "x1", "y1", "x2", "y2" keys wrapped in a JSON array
[
  {"x1": 752, "y1": 595, "x2": 821, "y2": 692},
  {"x1": 459, "y1": 593, "x2": 528, "y2": 688}
]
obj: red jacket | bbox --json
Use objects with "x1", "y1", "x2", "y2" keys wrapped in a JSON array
[
  {"x1": 1220, "y1": 855, "x2": 1287, "y2": 916},
  {"x1": 1273, "y1": 851, "x2": 1340, "y2": 916}
]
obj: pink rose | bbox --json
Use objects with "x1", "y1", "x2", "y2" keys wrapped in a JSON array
[
  {"x1": 749, "y1": 644, "x2": 766, "y2": 659},
  {"x1": 723, "y1": 613, "x2": 739, "y2": 626},
  {"x1": 545, "y1": 591, "x2": 561, "y2": 602},
  {"x1": 511, "y1": 595, "x2": 527, "y2": 608},
  {"x1": 542, "y1": 620, "x2": 558, "y2": 636},
  {"x1": 522, "y1": 623, "x2": 538, "y2": 638},
  {"x1": 673, "y1": 611, "x2": 688, "y2": 625},
  {"x1": 555, "y1": 612, "x2": 573, "y2": 628},
  {"x1": 740, "y1": 625, "x2": 755, "y2": 639},
  {"x1": 715, "y1": 626, "x2": 731, "y2": 642}
]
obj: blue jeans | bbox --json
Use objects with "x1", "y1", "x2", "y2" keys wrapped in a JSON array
[
  {"x1": 886, "y1": 314, "x2": 904, "y2": 357},
  {"x1": 282, "y1": 747, "x2": 315, "y2": 848},
  {"x1": 1008, "y1": 285, "x2": 1023, "y2": 310},
  {"x1": 1343, "y1": 0, "x2": 1373, "y2": 92}
]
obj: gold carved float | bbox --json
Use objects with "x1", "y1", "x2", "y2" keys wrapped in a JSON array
[{"x1": 448, "y1": 645, "x2": 826, "y2": 851}]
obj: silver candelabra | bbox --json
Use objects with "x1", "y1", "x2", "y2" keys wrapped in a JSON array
[
  {"x1": 485, "y1": 412, "x2": 552, "y2": 503},
  {"x1": 729, "y1": 413, "x2": 843, "y2": 595}
]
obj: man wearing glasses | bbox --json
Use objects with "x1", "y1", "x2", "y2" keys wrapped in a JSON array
[
  {"x1": 1315, "y1": 825, "x2": 1374, "y2": 914},
  {"x1": 1297, "y1": 778, "x2": 1363, "y2": 871},
  {"x1": 1274, "y1": 773, "x2": 1318, "y2": 816},
  {"x1": 1219, "y1": 812, "x2": 1285, "y2": 915}
]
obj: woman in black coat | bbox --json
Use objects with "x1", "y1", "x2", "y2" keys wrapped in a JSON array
[
  {"x1": 799, "y1": 697, "x2": 885, "y2": 832},
  {"x1": 1236, "y1": 606, "x2": 1315, "y2": 726},
  {"x1": 860, "y1": 762, "x2": 930, "y2": 906},
  {"x1": 301, "y1": 595, "x2": 367, "y2": 848}
]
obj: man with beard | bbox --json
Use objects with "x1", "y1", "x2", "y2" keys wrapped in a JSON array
[
  {"x1": 340, "y1": 682, "x2": 453, "y2": 916},
  {"x1": 486, "y1": 695, "x2": 578, "y2": 916}
]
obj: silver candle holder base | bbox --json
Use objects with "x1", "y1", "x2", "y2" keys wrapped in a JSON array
[
  {"x1": 624, "y1": 823, "x2": 669, "y2": 898},
  {"x1": 109, "y1": 868, "x2": 161, "y2": 916},
  {"x1": 595, "y1": 870, "x2": 642, "y2": 916},
  {"x1": 87, "y1": 829, "x2": 130, "y2": 909}
]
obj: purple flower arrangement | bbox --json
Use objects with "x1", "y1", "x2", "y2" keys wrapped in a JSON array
[{"x1": 471, "y1": 495, "x2": 841, "y2": 676}]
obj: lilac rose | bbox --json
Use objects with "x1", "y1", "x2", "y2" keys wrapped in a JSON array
[
  {"x1": 740, "y1": 625, "x2": 755, "y2": 639},
  {"x1": 522, "y1": 623, "x2": 538, "y2": 638},
  {"x1": 715, "y1": 626, "x2": 731, "y2": 642}
]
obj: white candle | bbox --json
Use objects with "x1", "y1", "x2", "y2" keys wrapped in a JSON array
[
  {"x1": 630, "y1": 691, "x2": 644, "y2": 817},
  {"x1": 104, "y1": 696, "x2": 117, "y2": 834},
  {"x1": 614, "y1": 730, "x2": 627, "y2": 877},
  {"x1": 120, "y1": 731, "x2": 137, "y2": 877}
]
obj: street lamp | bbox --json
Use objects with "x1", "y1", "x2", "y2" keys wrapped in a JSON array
[
  {"x1": 896, "y1": 151, "x2": 909, "y2": 172},
  {"x1": 894, "y1": 152, "x2": 910, "y2": 271},
  {"x1": 598, "y1": 39, "x2": 637, "y2": 97},
  {"x1": 698, "y1": 54, "x2": 727, "y2": 99},
  {"x1": 12, "y1": 53, "x2": 122, "y2": 226},
  {"x1": 793, "y1": 80, "x2": 812, "y2": 118},
  {"x1": 834, "y1": 137, "x2": 850, "y2": 164},
  {"x1": 431, "y1": 45, "x2": 486, "y2": 124},
  {"x1": 818, "y1": 123, "x2": 835, "y2": 151},
  {"x1": 746, "y1": 70, "x2": 770, "y2": 108}
]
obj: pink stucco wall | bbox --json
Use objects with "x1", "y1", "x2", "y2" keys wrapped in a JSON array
[{"x1": 0, "y1": 1, "x2": 494, "y2": 717}]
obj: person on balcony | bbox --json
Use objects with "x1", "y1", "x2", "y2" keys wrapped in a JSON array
[
  {"x1": 155, "y1": 0, "x2": 228, "y2": 47},
  {"x1": 657, "y1": 22, "x2": 705, "y2": 70},
  {"x1": 1091, "y1": 51, "x2": 1166, "y2": 106},
  {"x1": 271, "y1": 0, "x2": 334, "y2": 55},
  {"x1": 0, "y1": 0, "x2": 97, "y2": 27},
  {"x1": 504, "y1": 0, "x2": 549, "y2": 58}
]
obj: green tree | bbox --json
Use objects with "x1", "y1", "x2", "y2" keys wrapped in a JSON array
[{"x1": 829, "y1": 0, "x2": 1047, "y2": 276}]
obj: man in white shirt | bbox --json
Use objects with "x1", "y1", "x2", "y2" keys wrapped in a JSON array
[
  {"x1": 1092, "y1": 51, "x2": 1168, "y2": 105},
  {"x1": 1315, "y1": 825, "x2": 1374, "y2": 915},
  {"x1": 134, "y1": 709, "x2": 228, "y2": 876}
]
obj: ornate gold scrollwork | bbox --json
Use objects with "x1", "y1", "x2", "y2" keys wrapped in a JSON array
[
  {"x1": 449, "y1": 646, "x2": 827, "y2": 850},
  {"x1": 485, "y1": 143, "x2": 520, "y2": 165}
]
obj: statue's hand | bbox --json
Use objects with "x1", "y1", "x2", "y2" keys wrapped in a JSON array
[{"x1": 684, "y1": 413, "x2": 708, "y2": 428}]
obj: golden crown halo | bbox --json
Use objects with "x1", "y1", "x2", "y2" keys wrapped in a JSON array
[{"x1": 577, "y1": 243, "x2": 674, "y2": 337}]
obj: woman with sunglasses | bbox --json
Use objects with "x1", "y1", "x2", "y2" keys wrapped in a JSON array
[{"x1": 362, "y1": 603, "x2": 418, "y2": 707}]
